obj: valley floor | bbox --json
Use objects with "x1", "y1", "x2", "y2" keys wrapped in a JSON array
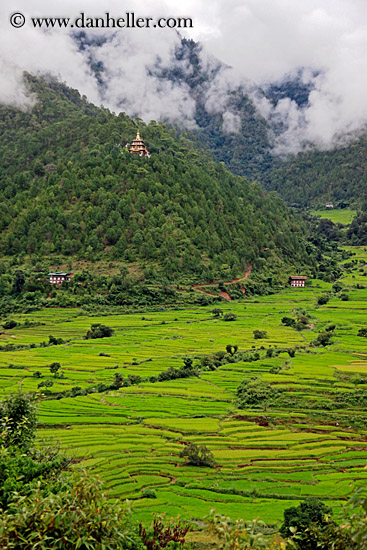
[{"x1": 1, "y1": 247, "x2": 367, "y2": 528}]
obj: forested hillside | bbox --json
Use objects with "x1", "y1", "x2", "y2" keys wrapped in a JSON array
[
  {"x1": 0, "y1": 74, "x2": 318, "y2": 284},
  {"x1": 263, "y1": 136, "x2": 367, "y2": 208}
]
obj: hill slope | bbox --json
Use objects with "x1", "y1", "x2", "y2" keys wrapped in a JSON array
[
  {"x1": 263, "y1": 136, "x2": 367, "y2": 208},
  {"x1": 0, "y1": 75, "x2": 321, "y2": 284}
]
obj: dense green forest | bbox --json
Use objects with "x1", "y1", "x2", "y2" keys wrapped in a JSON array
[
  {"x1": 0, "y1": 74, "x2": 318, "y2": 280},
  {"x1": 263, "y1": 137, "x2": 367, "y2": 208}
]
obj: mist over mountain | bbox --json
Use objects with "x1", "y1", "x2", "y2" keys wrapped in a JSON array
[{"x1": 2, "y1": 0, "x2": 367, "y2": 156}]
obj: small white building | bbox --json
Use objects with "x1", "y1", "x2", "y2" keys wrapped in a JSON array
[
  {"x1": 325, "y1": 203, "x2": 334, "y2": 209},
  {"x1": 290, "y1": 276, "x2": 307, "y2": 288},
  {"x1": 48, "y1": 272, "x2": 72, "y2": 285}
]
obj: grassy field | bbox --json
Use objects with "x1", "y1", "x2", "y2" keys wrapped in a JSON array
[
  {"x1": 312, "y1": 208, "x2": 356, "y2": 224},
  {"x1": 2, "y1": 248, "x2": 367, "y2": 527}
]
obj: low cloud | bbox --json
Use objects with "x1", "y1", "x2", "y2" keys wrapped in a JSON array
[{"x1": 1, "y1": 0, "x2": 367, "y2": 154}]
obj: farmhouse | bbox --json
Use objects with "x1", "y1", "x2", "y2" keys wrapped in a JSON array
[
  {"x1": 289, "y1": 276, "x2": 307, "y2": 288},
  {"x1": 325, "y1": 202, "x2": 334, "y2": 208},
  {"x1": 48, "y1": 272, "x2": 72, "y2": 285},
  {"x1": 128, "y1": 130, "x2": 151, "y2": 157}
]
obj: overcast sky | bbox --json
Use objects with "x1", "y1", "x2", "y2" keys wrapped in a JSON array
[{"x1": 1, "y1": 0, "x2": 367, "y2": 152}]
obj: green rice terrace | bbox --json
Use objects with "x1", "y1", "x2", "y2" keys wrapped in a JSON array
[
  {"x1": 1, "y1": 246, "x2": 367, "y2": 527},
  {"x1": 311, "y1": 208, "x2": 357, "y2": 225}
]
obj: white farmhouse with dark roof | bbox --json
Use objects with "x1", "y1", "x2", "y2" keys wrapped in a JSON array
[
  {"x1": 48, "y1": 272, "x2": 72, "y2": 285},
  {"x1": 289, "y1": 276, "x2": 307, "y2": 288}
]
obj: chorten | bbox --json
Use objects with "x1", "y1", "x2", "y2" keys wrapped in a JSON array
[{"x1": 128, "y1": 130, "x2": 150, "y2": 157}]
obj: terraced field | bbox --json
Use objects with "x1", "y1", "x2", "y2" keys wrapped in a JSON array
[
  {"x1": 2, "y1": 247, "x2": 367, "y2": 525},
  {"x1": 312, "y1": 208, "x2": 356, "y2": 225}
]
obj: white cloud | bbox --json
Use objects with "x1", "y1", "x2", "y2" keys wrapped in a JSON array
[{"x1": 1, "y1": 0, "x2": 367, "y2": 152}]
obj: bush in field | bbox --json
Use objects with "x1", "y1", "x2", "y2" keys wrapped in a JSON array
[
  {"x1": 0, "y1": 392, "x2": 37, "y2": 450},
  {"x1": 157, "y1": 366, "x2": 198, "y2": 382},
  {"x1": 180, "y1": 442, "x2": 215, "y2": 467},
  {"x1": 317, "y1": 294, "x2": 330, "y2": 305},
  {"x1": 49, "y1": 362, "x2": 61, "y2": 376},
  {"x1": 48, "y1": 335, "x2": 65, "y2": 345},
  {"x1": 85, "y1": 324, "x2": 114, "y2": 339},
  {"x1": 281, "y1": 316, "x2": 296, "y2": 328},
  {"x1": 358, "y1": 328, "x2": 367, "y2": 337},
  {"x1": 253, "y1": 329, "x2": 268, "y2": 339},
  {"x1": 237, "y1": 377, "x2": 277, "y2": 409},
  {"x1": 141, "y1": 488, "x2": 157, "y2": 499},
  {"x1": 340, "y1": 293, "x2": 349, "y2": 301},
  {"x1": 3, "y1": 320, "x2": 17, "y2": 330},
  {"x1": 37, "y1": 380, "x2": 54, "y2": 390},
  {"x1": 313, "y1": 332, "x2": 333, "y2": 347},
  {"x1": 226, "y1": 345, "x2": 238, "y2": 356},
  {"x1": 211, "y1": 308, "x2": 223, "y2": 318},
  {"x1": 223, "y1": 313, "x2": 237, "y2": 321},
  {"x1": 183, "y1": 357, "x2": 193, "y2": 369}
]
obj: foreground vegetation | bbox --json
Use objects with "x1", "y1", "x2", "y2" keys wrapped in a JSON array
[{"x1": 2, "y1": 393, "x2": 367, "y2": 549}]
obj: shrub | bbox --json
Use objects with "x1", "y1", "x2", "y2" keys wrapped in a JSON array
[
  {"x1": 253, "y1": 330, "x2": 268, "y2": 339},
  {"x1": 183, "y1": 357, "x2": 193, "y2": 369},
  {"x1": 281, "y1": 317, "x2": 296, "y2": 328},
  {"x1": 280, "y1": 498, "x2": 332, "y2": 547},
  {"x1": 211, "y1": 308, "x2": 223, "y2": 317},
  {"x1": 237, "y1": 377, "x2": 277, "y2": 408},
  {"x1": 85, "y1": 324, "x2": 114, "y2": 339},
  {"x1": 313, "y1": 332, "x2": 333, "y2": 347},
  {"x1": 340, "y1": 293, "x2": 349, "y2": 301},
  {"x1": 317, "y1": 294, "x2": 330, "y2": 305},
  {"x1": 223, "y1": 313, "x2": 237, "y2": 321},
  {"x1": 141, "y1": 488, "x2": 157, "y2": 499},
  {"x1": 157, "y1": 366, "x2": 198, "y2": 382},
  {"x1": 226, "y1": 345, "x2": 238, "y2": 356},
  {"x1": 3, "y1": 320, "x2": 17, "y2": 330},
  {"x1": 139, "y1": 516, "x2": 190, "y2": 549},
  {"x1": 0, "y1": 444, "x2": 70, "y2": 512},
  {"x1": 180, "y1": 442, "x2": 215, "y2": 467},
  {"x1": 37, "y1": 380, "x2": 54, "y2": 390},
  {"x1": 49, "y1": 362, "x2": 61, "y2": 376},
  {"x1": 357, "y1": 328, "x2": 367, "y2": 337},
  {"x1": 0, "y1": 392, "x2": 37, "y2": 450},
  {"x1": 207, "y1": 511, "x2": 278, "y2": 550},
  {"x1": 0, "y1": 473, "x2": 144, "y2": 550},
  {"x1": 48, "y1": 335, "x2": 65, "y2": 345}
]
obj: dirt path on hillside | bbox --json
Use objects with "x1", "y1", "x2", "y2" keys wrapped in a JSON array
[{"x1": 192, "y1": 265, "x2": 252, "y2": 301}]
